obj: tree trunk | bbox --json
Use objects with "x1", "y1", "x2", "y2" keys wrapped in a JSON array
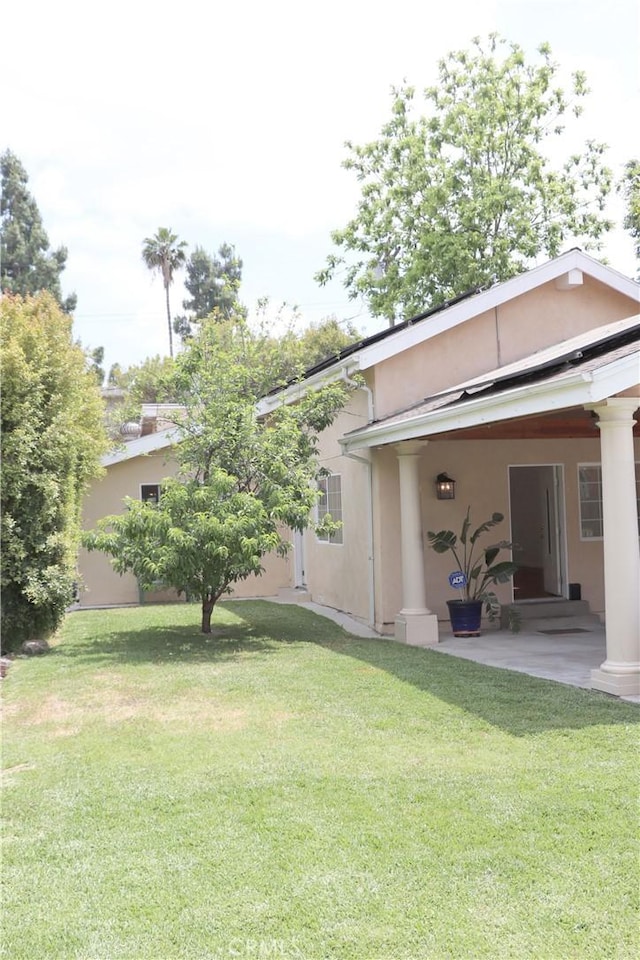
[
  {"x1": 164, "y1": 281, "x2": 173, "y2": 358},
  {"x1": 201, "y1": 595, "x2": 214, "y2": 633}
]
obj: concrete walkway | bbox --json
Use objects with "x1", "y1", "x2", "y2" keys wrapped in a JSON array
[{"x1": 271, "y1": 597, "x2": 639, "y2": 703}]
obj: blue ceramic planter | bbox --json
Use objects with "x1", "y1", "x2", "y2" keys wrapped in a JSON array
[{"x1": 447, "y1": 599, "x2": 483, "y2": 637}]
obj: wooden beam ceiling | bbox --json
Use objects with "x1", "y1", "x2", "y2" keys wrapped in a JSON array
[{"x1": 434, "y1": 408, "x2": 640, "y2": 441}]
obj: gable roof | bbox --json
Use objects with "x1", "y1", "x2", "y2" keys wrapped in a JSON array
[
  {"x1": 101, "y1": 427, "x2": 179, "y2": 467},
  {"x1": 259, "y1": 250, "x2": 639, "y2": 415},
  {"x1": 341, "y1": 315, "x2": 640, "y2": 451}
]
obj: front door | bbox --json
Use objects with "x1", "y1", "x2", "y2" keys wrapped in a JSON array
[{"x1": 509, "y1": 465, "x2": 566, "y2": 600}]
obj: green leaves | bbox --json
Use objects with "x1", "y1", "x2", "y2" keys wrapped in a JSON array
[
  {"x1": 141, "y1": 227, "x2": 188, "y2": 357},
  {"x1": 1, "y1": 294, "x2": 108, "y2": 648},
  {"x1": 86, "y1": 315, "x2": 351, "y2": 632},
  {"x1": 620, "y1": 159, "x2": 640, "y2": 275},
  {"x1": 1, "y1": 151, "x2": 77, "y2": 313},
  {"x1": 317, "y1": 35, "x2": 613, "y2": 324},
  {"x1": 428, "y1": 505, "x2": 518, "y2": 617},
  {"x1": 84, "y1": 475, "x2": 277, "y2": 606}
]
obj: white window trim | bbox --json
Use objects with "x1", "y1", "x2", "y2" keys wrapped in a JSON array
[
  {"x1": 577, "y1": 462, "x2": 640, "y2": 541},
  {"x1": 316, "y1": 473, "x2": 344, "y2": 546}
]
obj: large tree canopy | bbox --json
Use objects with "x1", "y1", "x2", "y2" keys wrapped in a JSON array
[
  {"x1": 107, "y1": 354, "x2": 176, "y2": 403},
  {"x1": 317, "y1": 35, "x2": 613, "y2": 324},
  {"x1": 174, "y1": 243, "x2": 245, "y2": 340},
  {"x1": 1, "y1": 150, "x2": 77, "y2": 313},
  {"x1": 621, "y1": 159, "x2": 640, "y2": 276},
  {"x1": 1, "y1": 294, "x2": 108, "y2": 650},
  {"x1": 107, "y1": 314, "x2": 361, "y2": 411},
  {"x1": 142, "y1": 227, "x2": 188, "y2": 358},
  {"x1": 84, "y1": 316, "x2": 350, "y2": 632}
]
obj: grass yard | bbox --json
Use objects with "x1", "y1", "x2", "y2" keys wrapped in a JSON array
[{"x1": 2, "y1": 600, "x2": 638, "y2": 960}]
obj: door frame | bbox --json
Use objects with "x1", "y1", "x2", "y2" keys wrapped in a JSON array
[
  {"x1": 507, "y1": 463, "x2": 568, "y2": 601},
  {"x1": 293, "y1": 529, "x2": 306, "y2": 588}
]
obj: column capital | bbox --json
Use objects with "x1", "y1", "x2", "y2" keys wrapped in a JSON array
[
  {"x1": 395, "y1": 440, "x2": 428, "y2": 457},
  {"x1": 586, "y1": 398, "x2": 639, "y2": 423}
]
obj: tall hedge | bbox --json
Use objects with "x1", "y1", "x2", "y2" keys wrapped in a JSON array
[{"x1": 1, "y1": 294, "x2": 107, "y2": 650}]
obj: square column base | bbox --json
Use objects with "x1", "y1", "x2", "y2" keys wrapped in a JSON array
[
  {"x1": 395, "y1": 612, "x2": 439, "y2": 647},
  {"x1": 591, "y1": 666, "x2": 640, "y2": 697}
]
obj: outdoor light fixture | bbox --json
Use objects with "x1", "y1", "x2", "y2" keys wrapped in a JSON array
[{"x1": 435, "y1": 473, "x2": 456, "y2": 500}]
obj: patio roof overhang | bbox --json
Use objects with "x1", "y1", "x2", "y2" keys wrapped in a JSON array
[{"x1": 341, "y1": 325, "x2": 640, "y2": 453}]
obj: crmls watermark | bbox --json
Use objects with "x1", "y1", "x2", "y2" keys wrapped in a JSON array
[{"x1": 223, "y1": 939, "x2": 304, "y2": 959}]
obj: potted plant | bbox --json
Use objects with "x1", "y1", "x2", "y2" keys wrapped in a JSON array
[{"x1": 427, "y1": 507, "x2": 519, "y2": 637}]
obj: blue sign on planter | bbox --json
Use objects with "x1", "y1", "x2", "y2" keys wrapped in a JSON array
[{"x1": 448, "y1": 570, "x2": 467, "y2": 589}]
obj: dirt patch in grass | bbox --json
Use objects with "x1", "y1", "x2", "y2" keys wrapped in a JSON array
[
  {"x1": 1, "y1": 763, "x2": 36, "y2": 784},
  {"x1": 10, "y1": 684, "x2": 250, "y2": 733}
]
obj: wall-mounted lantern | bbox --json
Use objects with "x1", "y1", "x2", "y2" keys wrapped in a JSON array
[{"x1": 435, "y1": 473, "x2": 456, "y2": 500}]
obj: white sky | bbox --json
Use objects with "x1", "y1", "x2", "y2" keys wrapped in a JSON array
[{"x1": 2, "y1": 0, "x2": 638, "y2": 373}]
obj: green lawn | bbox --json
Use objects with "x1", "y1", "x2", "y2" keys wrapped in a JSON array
[{"x1": 2, "y1": 601, "x2": 638, "y2": 960}]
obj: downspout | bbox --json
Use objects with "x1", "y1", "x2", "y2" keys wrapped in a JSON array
[{"x1": 341, "y1": 370, "x2": 376, "y2": 630}]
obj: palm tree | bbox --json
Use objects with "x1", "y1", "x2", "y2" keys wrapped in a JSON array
[{"x1": 142, "y1": 227, "x2": 188, "y2": 357}]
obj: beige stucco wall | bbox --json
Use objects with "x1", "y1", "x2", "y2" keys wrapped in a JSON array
[
  {"x1": 369, "y1": 435, "x2": 640, "y2": 629},
  {"x1": 79, "y1": 448, "x2": 181, "y2": 607},
  {"x1": 79, "y1": 447, "x2": 293, "y2": 608},
  {"x1": 302, "y1": 390, "x2": 372, "y2": 622},
  {"x1": 228, "y1": 534, "x2": 292, "y2": 599},
  {"x1": 373, "y1": 279, "x2": 638, "y2": 420}
]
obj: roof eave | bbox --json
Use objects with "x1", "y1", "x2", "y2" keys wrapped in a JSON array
[
  {"x1": 101, "y1": 427, "x2": 180, "y2": 466},
  {"x1": 257, "y1": 357, "x2": 361, "y2": 415},
  {"x1": 340, "y1": 351, "x2": 640, "y2": 452},
  {"x1": 356, "y1": 251, "x2": 640, "y2": 371}
]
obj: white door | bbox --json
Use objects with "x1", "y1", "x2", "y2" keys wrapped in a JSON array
[{"x1": 509, "y1": 465, "x2": 566, "y2": 599}]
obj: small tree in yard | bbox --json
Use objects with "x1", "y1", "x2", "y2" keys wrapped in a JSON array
[{"x1": 83, "y1": 316, "x2": 350, "y2": 633}]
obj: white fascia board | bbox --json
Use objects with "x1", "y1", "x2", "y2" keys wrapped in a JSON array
[
  {"x1": 340, "y1": 352, "x2": 639, "y2": 452},
  {"x1": 588, "y1": 351, "x2": 640, "y2": 402},
  {"x1": 102, "y1": 428, "x2": 180, "y2": 467},
  {"x1": 256, "y1": 358, "x2": 359, "y2": 415},
  {"x1": 357, "y1": 251, "x2": 640, "y2": 371}
]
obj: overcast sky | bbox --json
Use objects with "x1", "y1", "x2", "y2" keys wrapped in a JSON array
[{"x1": 3, "y1": 0, "x2": 638, "y2": 373}]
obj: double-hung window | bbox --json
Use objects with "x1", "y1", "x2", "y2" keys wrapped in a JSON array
[
  {"x1": 316, "y1": 474, "x2": 343, "y2": 544},
  {"x1": 578, "y1": 463, "x2": 640, "y2": 539}
]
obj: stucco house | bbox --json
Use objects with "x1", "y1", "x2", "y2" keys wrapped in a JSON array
[{"x1": 79, "y1": 249, "x2": 640, "y2": 697}]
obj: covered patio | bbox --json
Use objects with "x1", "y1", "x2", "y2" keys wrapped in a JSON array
[{"x1": 341, "y1": 317, "x2": 640, "y2": 697}]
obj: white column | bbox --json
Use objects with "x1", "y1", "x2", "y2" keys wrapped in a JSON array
[
  {"x1": 590, "y1": 399, "x2": 640, "y2": 697},
  {"x1": 394, "y1": 442, "x2": 439, "y2": 647}
]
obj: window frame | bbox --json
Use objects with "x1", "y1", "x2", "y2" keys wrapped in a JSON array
[
  {"x1": 316, "y1": 472, "x2": 344, "y2": 546},
  {"x1": 140, "y1": 483, "x2": 161, "y2": 505},
  {"x1": 577, "y1": 462, "x2": 640, "y2": 541}
]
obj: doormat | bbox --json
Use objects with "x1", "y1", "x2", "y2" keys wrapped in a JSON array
[{"x1": 536, "y1": 628, "x2": 591, "y2": 635}]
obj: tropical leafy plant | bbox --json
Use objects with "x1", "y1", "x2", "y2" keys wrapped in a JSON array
[{"x1": 427, "y1": 507, "x2": 518, "y2": 621}]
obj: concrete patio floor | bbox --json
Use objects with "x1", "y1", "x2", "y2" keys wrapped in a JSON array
[
  {"x1": 433, "y1": 626, "x2": 606, "y2": 688},
  {"x1": 279, "y1": 599, "x2": 639, "y2": 704}
]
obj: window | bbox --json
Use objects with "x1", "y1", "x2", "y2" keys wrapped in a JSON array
[
  {"x1": 316, "y1": 474, "x2": 343, "y2": 544},
  {"x1": 578, "y1": 464, "x2": 640, "y2": 539},
  {"x1": 141, "y1": 483, "x2": 160, "y2": 504}
]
